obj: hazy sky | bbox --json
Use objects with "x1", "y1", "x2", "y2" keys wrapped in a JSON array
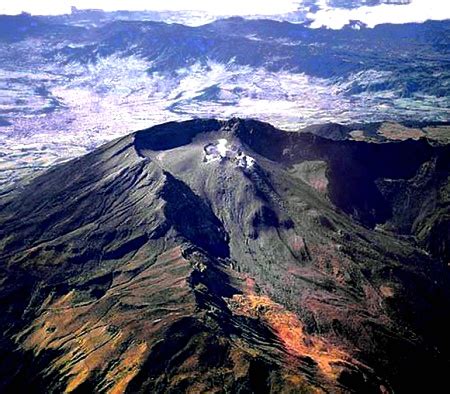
[{"x1": 0, "y1": 1, "x2": 448, "y2": 28}]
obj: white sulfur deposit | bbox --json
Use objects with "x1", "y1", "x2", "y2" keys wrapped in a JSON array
[{"x1": 204, "y1": 139, "x2": 255, "y2": 169}]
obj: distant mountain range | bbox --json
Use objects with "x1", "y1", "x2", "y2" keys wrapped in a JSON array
[
  {"x1": 0, "y1": 13, "x2": 448, "y2": 191},
  {"x1": 2, "y1": 1, "x2": 416, "y2": 27}
]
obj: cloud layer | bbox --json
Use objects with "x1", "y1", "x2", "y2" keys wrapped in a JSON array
[{"x1": 309, "y1": 0, "x2": 450, "y2": 28}]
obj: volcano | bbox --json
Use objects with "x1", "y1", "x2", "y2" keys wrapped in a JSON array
[{"x1": 0, "y1": 118, "x2": 449, "y2": 393}]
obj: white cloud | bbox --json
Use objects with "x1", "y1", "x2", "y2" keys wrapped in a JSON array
[{"x1": 309, "y1": 0, "x2": 450, "y2": 29}]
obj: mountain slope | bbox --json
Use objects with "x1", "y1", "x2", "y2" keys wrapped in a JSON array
[{"x1": 0, "y1": 119, "x2": 449, "y2": 393}]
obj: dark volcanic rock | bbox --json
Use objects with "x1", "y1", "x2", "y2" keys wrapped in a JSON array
[{"x1": 0, "y1": 118, "x2": 449, "y2": 393}]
